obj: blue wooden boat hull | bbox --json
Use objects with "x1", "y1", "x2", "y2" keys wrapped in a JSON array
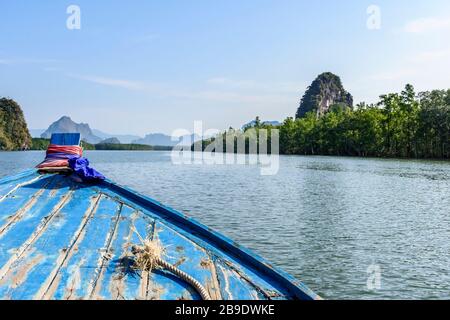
[{"x1": 0, "y1": 170, "x2": 319, "y2": 300}]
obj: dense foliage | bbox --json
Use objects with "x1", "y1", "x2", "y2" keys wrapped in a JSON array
[
  {"x1": 282, "y1": 85, "x2": 449, "y2": 159},
  {"x1": 198, "y1": 85, "x2": 450, "y2": 159},
  {"x1": 0, "y1": 98, "x2": 32, "y2": 151},
  {"x1": 30, "y1": 138, "x2": 51, "y2": 150},
  {"x1": 193, "y1": 117, "x2": 277, "y2": 154}
]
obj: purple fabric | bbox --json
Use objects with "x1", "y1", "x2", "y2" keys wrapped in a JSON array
[
  {"x1": 68, "y1": 157, "x2": 105, "y2": 183},
  {"x1": 44, "y1": 153, "x2": 79, "y2": 160}
]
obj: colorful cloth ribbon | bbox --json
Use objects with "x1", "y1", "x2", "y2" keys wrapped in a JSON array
[
  {"x1": 36, "y1": 144, "x2": 105, "y2": 182},
  {"x1": 36, "y1": 145, "x2": 83, "y2": 169}
]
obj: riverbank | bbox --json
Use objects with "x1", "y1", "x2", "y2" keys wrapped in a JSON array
[
  {"x1": 30, "y1": 138, "x2": 172, "y2": 151},
  {"x1": 195, "y1": 86, "x2": 450, "y2": 160}
]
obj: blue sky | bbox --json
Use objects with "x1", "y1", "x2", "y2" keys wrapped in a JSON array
[{"x1": 1, "y1": 0, "x2": 449, "y2": 135}]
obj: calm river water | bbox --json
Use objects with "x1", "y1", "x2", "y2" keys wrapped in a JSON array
[{"x1": 1, "y1": 151, "x2": 450, "y2": 299}]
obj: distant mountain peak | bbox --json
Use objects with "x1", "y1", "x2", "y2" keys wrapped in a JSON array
[
  {"x1": 133, "y1": 133, "x2": 201, "y2": 147},
  {"x1": 41, "y1": 116, "x2": 101, "y2": 144},
  {"x1": 296, "y1": 72, "x2": 353, "y2": 119},
  {"x1": 99, "y1": 137, "x2": 121, "y2": 144},
  {"x1": 91, "y1": 129, "x2": 141, "y2": 144}
]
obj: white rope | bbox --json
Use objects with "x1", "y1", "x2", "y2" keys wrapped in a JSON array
[
  {"x1": 155, "y1": 257, "x2": 211, "y2": 300},
  {"x1": 131, "y1": 242, "x2": 211, "y2": 301}
]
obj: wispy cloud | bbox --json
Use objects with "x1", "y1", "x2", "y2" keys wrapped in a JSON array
[
  {"x1": 407, "y1": 48, "x2": 450, "y2": 63},
  {"x1": 0, "y1": 57, "x2": 61, "y2": 67},
  {"x1": 68, "y1": 74, "x2": 151, "y2": 91},
  {"x1": 68, "y1": 73, "x2": 295, "y2": 104},
  {"x1": 179, "y1": 90, "x2": 292, "y2": 104},
  {"x1": 366, "y1": 46, "x2": 450, "y2": 99},
  {"x1": 370, "y1": 46, "x2": 450, "y2": 82},
  {"x1": 403, "y1": 16, "x2": 450, "y2": 34},
  {"x1": 207, "y1": 77, "x2": 305, "y2": 94}
]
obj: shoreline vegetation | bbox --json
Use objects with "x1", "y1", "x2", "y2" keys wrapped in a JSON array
[
  {"x1": 194, "y1": 85, "x2": 450, "y2": 160},
  {"x1": 0, "y1": 98, "x2": 32, "y2": 150},
  {"x1": 2, "y1": 80, "x2": 449, "y2": 160},
  {"x1": 30, "y1": 138, "x2": 172, "y2": 151}
]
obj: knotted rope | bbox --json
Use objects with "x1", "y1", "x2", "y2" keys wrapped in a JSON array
[{"x1": 130, "y1": 228, "x2": 211, "y2": 301}]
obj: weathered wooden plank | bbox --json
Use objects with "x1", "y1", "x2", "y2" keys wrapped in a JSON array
[
  {"x1": 0, "y1": 170, "x2": 38, "y2": 185},
  {"x1": 214, "y1": 255, "x2": 285, "y2": 299},
  {"x1": 0, "y1": 170, "x2": 39, "y2": 188},
  {"x1": 154, "y1": 221, "x2": 222, "y2": 300},
  {"x1": 147, "y1": 270, "x2": 198, "y2": 300},
  {"x1": 215, "y1": 260, "x2": 264, "y2": 300},
  {"x1": 0, "y1": 172, "x2": 42, "y2": 202},
  {"x1": 39, "y1": 195, "x2": 122, "y2": 300},
  {"x1": 0, "y1": 175, "x2": 71, "y2": 272},
  {"x1": 141, "y1": 205, "x2": 285, "y2": 299},
  {"x1": 0, "y1": 176, "x2": 53, "y2": 225},
  {"x1": 92, "y1": 194, "x2": 275, "y2": 300},
  {"x1": 91, "y1": 207, "x2": 154, "y2": 300},
  {"x1": 103, "y1": 180, "x2": 319, "y2": 300},
  {"x1": 0, "y1": 172, "x2": 318, "y2": 300},
  {"x1": 0, "y1": 184, "x2": 100, "y2": 299}
]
